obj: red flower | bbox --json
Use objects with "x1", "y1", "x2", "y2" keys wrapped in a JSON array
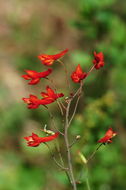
[
  {"x1": 71, "y1": 64, "x2": 87, "y2": 83},
  {"x1": 93, "y1": 51, "x2": 105, "y2": 69},
  {"x1": 41, "y1": 86, "x2": 64, "y2": 100},
  {"x1": 22, "y1": 87, "x2": 64, "y2": 108},
  {"x1": 38, "y1": 48, "x2": 68, "y2": 66},
  {"x1": 40, "y1": 86, "x2": 64, "y2": 105},
  {"x1": 98, "y1": 128, "x2": 117, "y2": 144},
  {"x1": 22, "y1": 68, "x2": 52, "y2": 85},
  {"x1": 22, "y1": 95, "x2": 41, "y2": 109},
  {"x1": 24, "y1": 132, "x2": 59, "y2": 147}
]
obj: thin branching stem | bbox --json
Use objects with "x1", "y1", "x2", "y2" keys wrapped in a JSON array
[
  {"x1": 87, "y1": 65, "x2": 95, "y2": 77},
  {"x1": 86, "y1": 176, "x2": 91, "y2": 190},
  {"x1": 69, "y1": 137, "x2": 80, "y2": 148},
  {"x1": 44, "y1": 142, "x2": 71, "y2": 184},
  {"x1": 64, "y1": 100, "x2": 77, "y2": 190},
  {"x1": 44, "y1": 106, "x2": 64, "y2": 135},
  {"x1": 55, "y1": 140, "x2": 64, "y2": 165},
  {"x1": 54, "y1": 139, "x2": 70, "y2": 180},
  {"x1": 87, "y1": 143, "x2": 103, "y2": 162},
  {"x1": 69, "y1": 81, "x2": 83, "y2": 126},
  {"x1": 44, "y1": 142, "x2": 68, "y2": 170},
  {"x1": 77, "y1": 152, "x2": 91, "y2": 190},
  {"x1": 58, "y1": 59, "x2": 71, "y2": 91},
  {"x1": 62, "y1": 64, "x2": 97, "y2": 189}
]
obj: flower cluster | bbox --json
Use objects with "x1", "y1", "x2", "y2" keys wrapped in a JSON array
[
  {"x1": 22, "y1": 86, "x2": 64, "y2": 109},
  {"x1": 22, "y1": 49, "x2": 69, "y2": 146},
  {"x1": 22, "y1": 49, "x2": 105, "y2": 87},
  {"x1": 22, "y1": 48, "x2": 117, "y2": 148},
  {"x1": 71, "y1": 51, "x2": 105, "y2": 83}
]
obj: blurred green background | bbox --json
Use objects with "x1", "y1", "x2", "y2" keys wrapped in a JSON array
[{"x1": 0, "y1": 0, "x2": 126, "y2": 189}]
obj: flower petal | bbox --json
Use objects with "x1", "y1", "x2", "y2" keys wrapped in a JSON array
[
  {"x1": 25, "y1": 70, "x2": 38, "y2": 78},
  {"x1": 41, "y1": 92, "x2": 48, "y2": 98},
  {"x1": 40, "y1": 98, "x2": 54, "y2": 105},
  {"x1": 22, "y1": 74, "x2": 31, "y2": 80},
  {"x1": 32, "y1": 133, "x2": 39, "y2": 140},
  {"x1": 51, "y1": 48, "x2": 69, "y2": 60},
  {"x1": 46, "y1": 86, "x2": 55, "y2": 98},
  {"x1": 22, "y1": 98, "x2": 30, "y2": 104},
  {"x1": 38, "y1": 68, "x2": 52, "y2": 78},
  {"x1": 39, "y1": 132, "x2": 59, "y2": 143},
  {"x1": 28, "y1": 78, "x2": 40, "y2": 85}
]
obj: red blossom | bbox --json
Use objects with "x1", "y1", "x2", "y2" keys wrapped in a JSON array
[
  {"x1": 71, "y1": 64, "x2": 87, "y2": 83},
  {"x1": 24, "y1": 132, "x2": 59, "y2": 147},
  {"x1": 41, "y1": 86, "x2": 64, "y2": 100},
  {"x1": 22, "y1": 68, "x2": 52, "y2": 85},
  {"x1": 40, "y1": 86, "x2": 64, "y2": 105},
  {"x1": 98, "y1": 128, "x2": 117, "y2": 144},
  {"x1": 93, "y1": 51, "x2": 105, "y2": 69},
  {"x1": 38, "y1": 48, "x2": 68, "y2": 66},
  {"x1": 22, "y1": 95, "x2": 41, "y2": 109}
]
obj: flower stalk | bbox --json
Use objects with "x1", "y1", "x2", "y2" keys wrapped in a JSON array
[{"x1": 64, "y1": 99, "x2": 77, "y2": 190}]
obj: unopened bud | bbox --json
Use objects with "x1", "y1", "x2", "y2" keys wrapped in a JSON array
[
  {"x1": 42, "y1": 124, "x2": 55, "y2": 135},
  {"x1": 70, "y1": 93, "x2": 74, "y2": 97},
  {"x1": 76, "y1": 135, "x2": 81, "y2": 140},
  {"x1": 78, "y1": 151, "x2": 87, "y2": 164},
  {"x1": 65, "y1": 97, "x2": 69, "y2": 100}
]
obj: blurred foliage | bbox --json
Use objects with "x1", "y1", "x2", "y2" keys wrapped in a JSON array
[{"x1": 0, "y1": 0, "x2": 126, "y2": 189}]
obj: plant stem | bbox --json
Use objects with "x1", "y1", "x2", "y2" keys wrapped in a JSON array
[
  {"x1": 86, "y1": 171, "x2": 91, "y2": 190},
  {"x1": 44, "y1": 142, "x2": 68, "y2": 170},
  {"x1": 69, "y1": 137, "x2": 80, "y2": 148},
  {"x1": 87, "y1": 65, "x2": 95, "y2": 77},
  {"x1": 45, "y1": 106, "x2": 64, "y2": 135},
  {"x1": 87, "y1": 143, "x2": 103, "y2": 162},
  {"x1": 86, "y1": 178, "x2": 91, "y2": 190},
  {"x1": 64, "y1": 100, "x2": 77, "y2": 190},
  {"x1": 77, "y1": 152, "x2": 91, "y2": 190},
  {"x1": 58, "y1": 59, "x2": 71, "y2": 91},
  {"x1": 45, "y1": 142, "x2": 72, "y2": 184},
  {"x1": 69, "y1": 81, "x2": 83, "y2": 126},
  {"x1": 85, "y1": 166, "x2": 91, "y2": 190}
]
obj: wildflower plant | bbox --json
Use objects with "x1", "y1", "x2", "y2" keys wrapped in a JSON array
[{"x1": 22, "y1": 49, "x2": 117, "y2": 190}]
